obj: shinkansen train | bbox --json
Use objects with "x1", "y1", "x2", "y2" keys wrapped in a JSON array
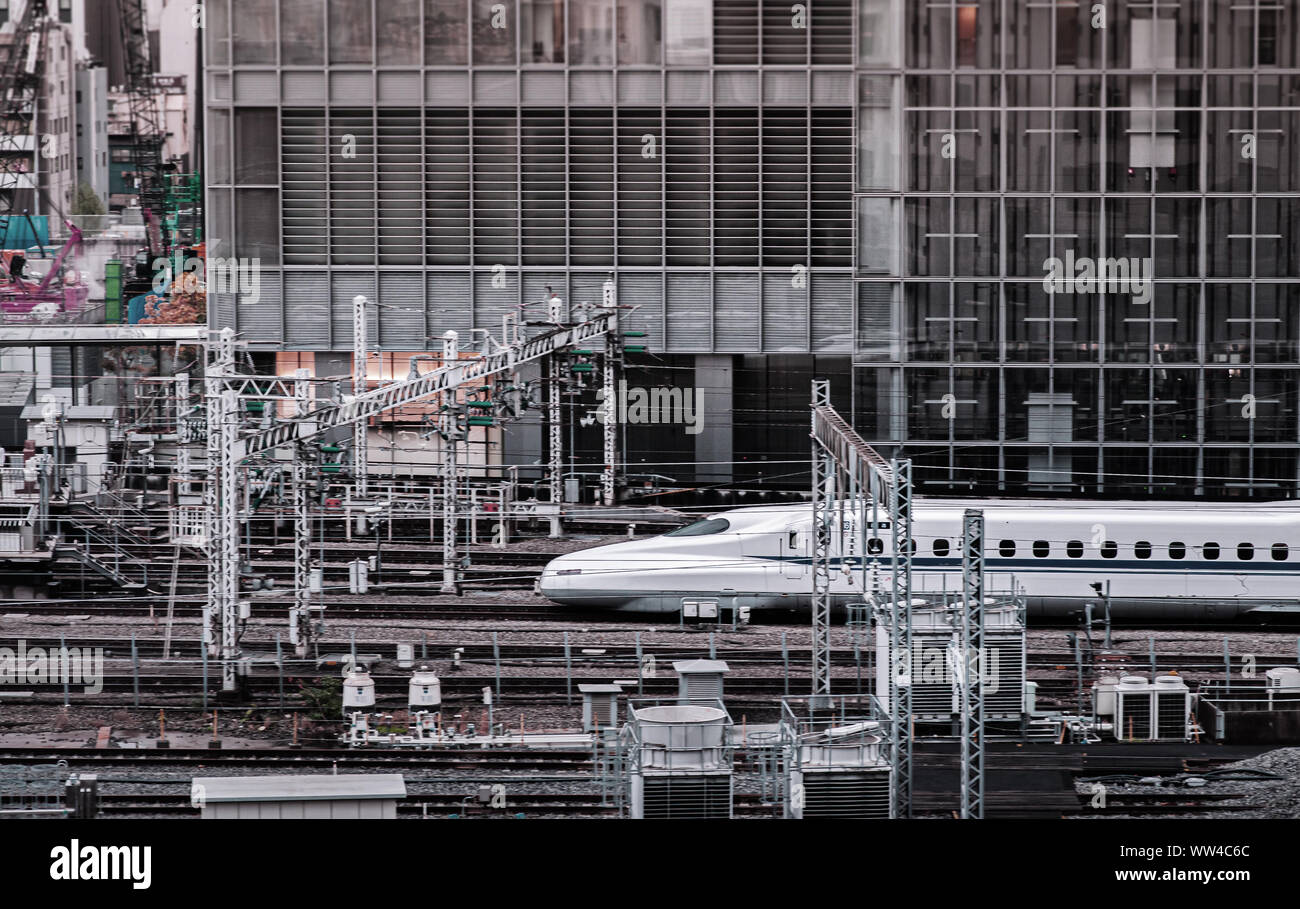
[{"x1": 539, "y1": 499, "x2": 1300, "y2": 620}]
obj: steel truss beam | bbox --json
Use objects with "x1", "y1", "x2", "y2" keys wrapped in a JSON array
[
  {"x1": 961, "y1": 508, "x2": 986, "y2": 819},
  {"x1": 202, "y1": 305, "x2": 622, "y2": 688},
  {"x1": 809, "y1": 381, "x2": 914, "y2": 818},
  {"x1": 889, "y1": 458, "x2": 914, "y2": 819},
  {"x1": 235, "y1": 311, "x2": 619, "y2": 460}
]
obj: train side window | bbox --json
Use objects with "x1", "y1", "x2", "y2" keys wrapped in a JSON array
[
  {"x1": 1100, "y1": 540, "x2": 1118, "y2": 558},
  {"x1": 867, "y1": 538, "x2": 884, "y2": 555},
  {"x1": 1202, "y1": 542, "x2": 1220, "y2": 560},
  {"x1": 1168, "y1": 541, "x2": 1186, "y2": 559},
  {"x1": 1272, "y1": 543, "x2": 1289, "y2": 561},
  {"x1": 999, "y1": 539, "x2": 1016, "y2": 557},
  {"x1": 1134, "y1": 541, "x2": 1152, "y2": 559},
  {"x1": 788, "y1": 531, "x2": 798, "y2": 549},
  {"x1": 1032, "y1": 540, "x2": 1049, "y2": 558},
  {"x1": 1066, "y1": 540, "x2": 1083, "y2": 558},
  {"x1": 932, "y1": 539, "x2": 950, "y2": 557},
  {"x1": 1237, "y1": 542, "x2": 1254, "y2": 561}
]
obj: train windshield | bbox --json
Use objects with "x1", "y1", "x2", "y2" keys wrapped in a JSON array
[{"x1": 665, "y1": 518, "x2": 731, "y2": 537}]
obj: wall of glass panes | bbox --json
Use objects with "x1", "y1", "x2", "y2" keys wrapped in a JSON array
[{"x1": 852, "y1": 0, "x2": 1300, "y2": 497}]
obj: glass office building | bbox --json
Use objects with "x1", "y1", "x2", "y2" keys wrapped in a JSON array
[{"x1": 205, "y1": 0, "x2": 1300, "y2": 497}]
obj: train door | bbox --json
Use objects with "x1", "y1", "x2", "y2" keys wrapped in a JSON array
[{"x1": 782, "y1": 525, "x2": 806, "y2": 579}]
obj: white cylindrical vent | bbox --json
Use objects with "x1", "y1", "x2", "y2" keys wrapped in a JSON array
[
  {"x1": 408, "y1": 668, "x2": 441, "y2": 708},
  {"x1": 342, "y1": 667, "x2": 375, "y2": 712}
]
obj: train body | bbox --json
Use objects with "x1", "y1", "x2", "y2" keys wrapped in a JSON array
[{"x1": 539, "y1": 499, "x2": 1300, "y2": 620}]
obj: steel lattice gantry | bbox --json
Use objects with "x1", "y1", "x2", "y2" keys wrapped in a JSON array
[
  {"x1": 808, "y1": 379, "x2": 914, "y2": 818},
  {"x1": 202, "y1": 296, "x2": 622, "y2": 690},
  {"x1": 960, "y1": 508, "x2": 986, "y2": 820}
]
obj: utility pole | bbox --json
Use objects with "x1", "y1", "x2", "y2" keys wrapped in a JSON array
[
  {"x1": 352, "y1": 295, "x2": 370, "y2": 498},
  {"x1": 440, "y1": 331, "x2": 460, "y2": 595},
  {"x1": 960, "y1": 508, "x2": 985, "y2": 819},
  {"x1": 810, "y1": 380, "x2": 834, "y2": 698},
  {"x1": 290, "y1": 368, "x2": 313, "y2": 656},
  {"x1": 600, "y1": 278, "x2": 619, "y2": 507},
  {"x1": 547, "y1": 353, "x2": 564, "y2": 538},
  {"x1": 889, "y1": 457, "x2": 914, "y2": 819}
]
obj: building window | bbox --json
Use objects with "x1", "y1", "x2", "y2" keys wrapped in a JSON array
[
  {"x1": 522, "y1": 0, "x2": 564, "y2": 63},
  {"x1": 1066, "y1": 540, "x2": 1083, "y2": 558},
  {"x1": 329, "y1": 0, "x2": 373, "y2": 64},
  {"x1": 425, "y1": 0, "x2": 469, "y2": 64},
  {"x1": 665, "y1": 0, "x2": 710, "y2": 64},
  {"x1": 1169, "y1": 541, "x2": 1186, "y2": 560},
  {"x1": 569, "y1": 0, "x2": 613, "y2": 64},
  {"x1": 618, "y1": 0, "x2": 662, "y2": 64}
]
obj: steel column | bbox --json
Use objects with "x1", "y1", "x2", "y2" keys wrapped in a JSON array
[
  {"x1": 291, "y1": 368, "x2": 312, "y2": 655},
  {"x1": 600, "y1": 278, "x2": 618, "y2": 507},
  {"x1": 890, "y1": 457, "x2": 914, "y2": 819},
  {"x1": 810, "y1": 379, "x2": 834, "y2": 696},
  {"x1": 352, "y1": 295, "x2": 369, "y2": 498},
  {"x1": 960, "y1": 508, "x2": 985, "y2": 819},
  {"x1": 547, "y1": 354, "x2": 564, "y2": 538}
]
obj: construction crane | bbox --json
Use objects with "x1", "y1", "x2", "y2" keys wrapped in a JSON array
[
  {"x1": 115, "y1": 0, "x2": 169, "y2": 261},
  {"x1": 0, "y1": 0, "x2": 51, "y2": 249}
]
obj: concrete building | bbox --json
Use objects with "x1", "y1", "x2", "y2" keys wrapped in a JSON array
[
  {"x1": 203, "y1": 0, "x2": 1300, "y2": 498},
  {"x1": 73, "y1": 61, "x2": 109, "y2": 205}
]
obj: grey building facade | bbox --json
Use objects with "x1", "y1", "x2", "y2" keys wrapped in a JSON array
[{"x1": 204, "y1": 0, "x2": 1300, "y2": 498}]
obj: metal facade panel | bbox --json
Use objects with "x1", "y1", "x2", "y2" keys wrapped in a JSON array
[
  {"x1": 618, "y1": 71, "x2": 661, "y2": 104},
  {"x1": 812, "y1": 273, "x2": 853, "y2": 352},
  {"x1": 473, "y1": 269, "x2": 518, "y2": 333},
  {"x1": 426, "y1": 71, "x2": 469, "y2": 103},
  {"x1": 763, "y1": 71, "x2": 807, "y2": 104},
  {"x1": 211, "y1": 293, "x2": 237, "y2": 334},
  {"x1": 330, "y1": 273, "x2": 377, "y2": 348},
  {"x1": 209, "y1": 72, "x2": 231, "y2": 102},
  {"x1": 376, "y1": 72, "x2": 422, "y2": 104},
  {"x1": 280, "y1": 111, "x2": 328, "y2": 265},
  {"x1": 856, "y1": 282, "x2": 898, "y2": 361},
  {"x1": 284, "y1": 271, "x2": 330, "y2": 349},
  {"x1": 665, "y1": 273, "x2": 710, "y2": 352},
  {"x1": 473, "y1": 71, "x2": 517, "y2": 103},
  {"x1": 812, "y1": 71, "x2": 853, "y2": 104},
  {"x1": 282, "y1": 71, "x2": 326, "y2": 103},
  {"x1": 665, "y1": 71, "x2": 709, "y2": 104},
  {"x1": 521, "y1": 71, "x2": 565, "y2": 104},
  {"x1": 378, "y1": 272, "x2": 426, "y2": 349},
  {"x1": 329, "y1": 71, "x2": 373, "y2": 104},
  {"x1": 714, "y1": 272, "x2": 760, "y2": 352},
  {"x1": 233, "y1": 70, "x2": 278, "y2": 103},
  {"x1": 237, "y1": 271, "x2": 283, "y2": 347},
  {"x1": 570, "y1": 71, "x2": 613, "y2": 105},
  {"x1": 427, "y1": 271, "x2": 472, "y2": 337},
  {"x1": 762, "y1": 273, "x2": 808, "y2": 352},
  {"x1": 715, "y1": 71, "x2": 758, "y2": 104},
  {"x1": 618, "y1": 272, "x2": 664, "y2": 351}
]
